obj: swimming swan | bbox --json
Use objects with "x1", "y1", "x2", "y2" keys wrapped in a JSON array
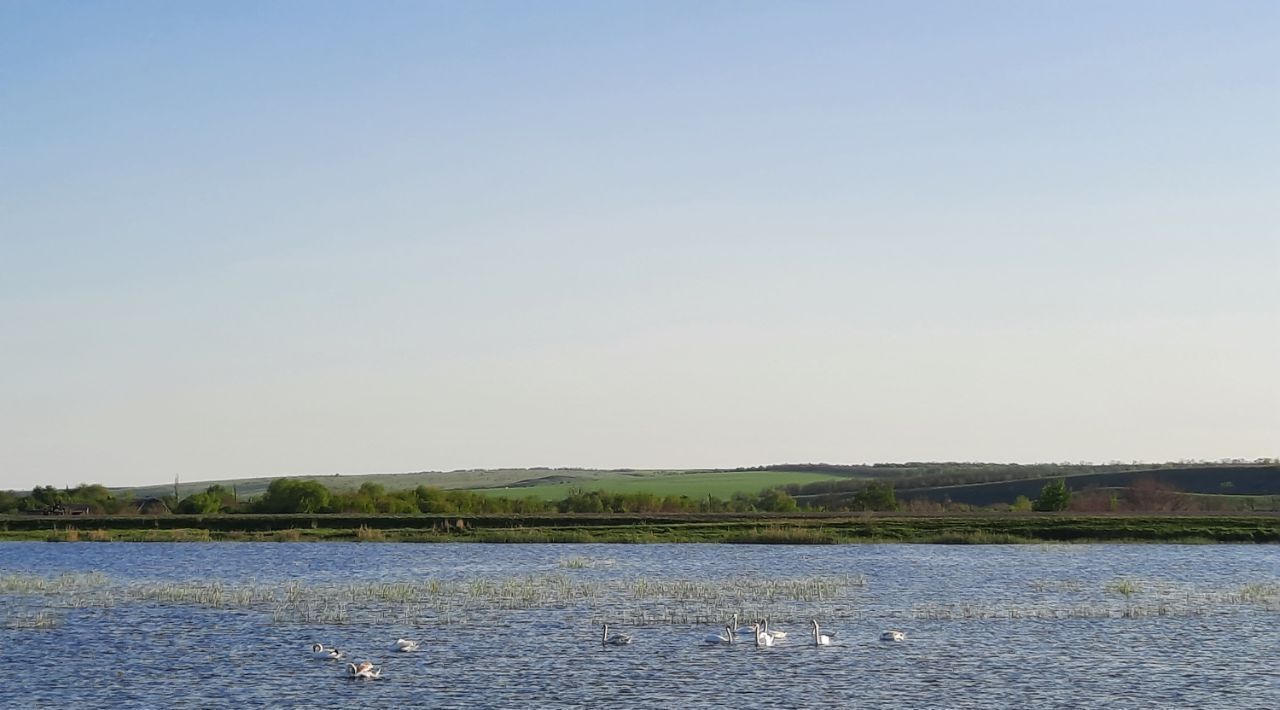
[
  {"x1": 704, "y1": 625, "x2": 734, "y2": 645},
  {"x1": 311, "y1": 643, "x2": 342, "y2": 659},
  {"x1": 730, "y1": 613, "x2": 757, "y2": 636},
  {"x1": 752, "y1": 624, "x2": 774, "y2": 648},
  {"x1": 347, "y1": 661, "x2": 381, "y2": 680},
  {"x1": 392, "y1": 638, "x2": 420, "y2": 652},
  {"x1": 762, "y1": 618, "x2": 787, "y2": 640},
  {"x1": 601, "y1": 623, "x2": 633, "y2": 646},
  {"x1": 811, "y1": 619, "x2": 833, "y2": 646},
  {"x1": 880, "y1": 630, "x2": 906, "y2": 642}
]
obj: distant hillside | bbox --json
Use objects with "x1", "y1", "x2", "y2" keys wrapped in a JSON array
[
  {"x1": 107, "y1": 461, "x2": 1279, "y2": 507},
  {"x1": 115, "y1": 468, "x2": 655, "y2": 500},
  {"x1": 812, "y1": 464, "x2": 1280, "y2": 507}
]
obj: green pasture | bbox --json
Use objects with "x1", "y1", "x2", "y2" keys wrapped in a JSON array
[
  {"x1": 468, "y1": 470, "x2": 855, "y2": 501},
  {"x1": 117, "y1": 468, "x2": 680, "y2": 500}
]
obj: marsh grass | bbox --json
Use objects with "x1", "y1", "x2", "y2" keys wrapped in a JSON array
[
  {"x1": 5, "y1": 610, "x2": 60, "y2": 629},
  {"x1": 3, "y1": 566, "x2": 1275, "y2": 631},
  {"x1": 923, "y1": 531, "x2": 1034, "y2": 544},
  {"x1": 355, "y1": 524, "x2": 385, "y2": 542},
  {"x1": 3, "y1": 513, "x2": 1274, "y2": 543},
  {"x1": 44, "y1": 526, "x2": 81, "y2": 542},
  {"x1": 0, "y1": 570, "x2": 866, "y2": 628},
  {"x1": 726, "y1": 526, "x2": 839, "y2": 544},
  {"x1": 1105, "y1": 579, "x2": 1141, "y2": 597}
]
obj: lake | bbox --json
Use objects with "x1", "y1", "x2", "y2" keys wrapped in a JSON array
[{"x1": 2, "y1": 543, "x2": 1277, "y2": 709}]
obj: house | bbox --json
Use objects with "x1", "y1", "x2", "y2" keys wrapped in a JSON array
[{"x1": 42, "y1": 503, "x2": 92, "y2": 516}]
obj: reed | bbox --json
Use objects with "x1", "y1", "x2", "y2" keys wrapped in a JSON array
[
  {"x1": 1105, "y1": 579, "x2": 1141, "y2": 597},
  {"x1": 7, "y1": 564, "x2": 1273, "y2": 634},
  {"x1": 5, "y1": 611, "x2": 60, "y2": 629},
  {"x1": 275, "y1": 528, "x2": 303, "y2": 542},
  {"x1": 725, "y1": 526, "x2": 840, "y2": 544},
  {"x1": 356, "y1": 524, "x2": 385, "y2": 541},
  {"x1": 560, "y1": 555, "x2": 603, "y2": 569}
]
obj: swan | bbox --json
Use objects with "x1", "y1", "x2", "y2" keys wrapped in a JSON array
[
  {"x1": 311, "y1": 643, "x2": 342, "y2": 660},
  {"x1": 601, "y1": 623, "x2": 633, "y2": 646},
  {"x1": 392, "y1": 638, "x2": 420, "y2": 652},
  {"x1": 811, "y1": 619, "x2": 833, "y2": 646},
  {"x1": 730, "y1": 613, "x2": 757, "y2": 636},
  {"x1": 347, "y1": 661, "x2": 381, "y2": 680},
  {"x1": 703, "y1": 625, "x2": 734, "y2": 645},
  {"x1": 752, "y1": 624, "x2": 774, "y2": 648},
  {"x1": 880, "y1": 630, "x2": 906, "y2": 642},
  {"x1": 762, "y1": 618, "x2": 787, "y2": 641}
]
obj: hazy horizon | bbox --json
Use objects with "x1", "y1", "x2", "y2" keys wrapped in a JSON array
[
  {"x1": 3, "y1": 2, "x2": 1277, "y2": 489},
  {"x1": 33, "y1": 456, "x2": 1280, "y2": 495}
]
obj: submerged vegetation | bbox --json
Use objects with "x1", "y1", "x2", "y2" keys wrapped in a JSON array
[{"x1": 2, "y1": 563, "x2": 1276, "y2": 635}]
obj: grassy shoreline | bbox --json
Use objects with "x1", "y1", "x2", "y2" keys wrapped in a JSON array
[{"x1": 2, "y1": 513, "x2": 1276, "y2": 544}]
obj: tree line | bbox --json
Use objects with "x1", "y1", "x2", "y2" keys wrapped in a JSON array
[{"x1": 2, "y1": 475, "x2": 1268, "y2": 516}]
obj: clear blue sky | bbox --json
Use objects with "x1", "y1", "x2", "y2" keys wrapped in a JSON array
[{"x1": 2, "y1": 1, "x2": 1277, "y2": 488}]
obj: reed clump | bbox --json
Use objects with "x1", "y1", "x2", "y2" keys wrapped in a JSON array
[
  {"x1": 560, "y1": 556, "x2": 602, "y2": 569},
  {"x1": 5, "y1": 611, "x2": 60, "y2": 629},
  {"x1": 356, "y1": 524, "x2": 385, "y2": 541},
  {"x1": 1105, "y1": 578, "x2": 1141, "y2": 597},
  {"x1": 726, "y1": 526, "x2": 839, "y2": 544},
  {"x1": 47, "y1": 527, "x2": 82, "y2": 542}
]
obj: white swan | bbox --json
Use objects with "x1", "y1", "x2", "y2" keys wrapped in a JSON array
[
  {"x1": 601, "y1": 623, "x2": 633, "y2": 646},
  {"x1": 811, "y1": 619, "x2": 833, "y2": 646},
  {"x1": 762, "y1": 618, "x2": 787, "y2": 641},
  {"x1": 347, "y1": 661, "x2": 381, "y2": 679},
  {"x1": 311, "y1": 643, "x2": 342, "y2": 660},
  {"x1": 703, "y1": 625, "x2": 734, "y2": 645},
  {"x1": 880, "y1": 630, "x2": 906, "y2": 642},
  {"x1": 752, "y1": 624, "x2": 774, "y2": 648},
  {"x1": 392, "y1": 638, "x2": 420, "y2": 652}
]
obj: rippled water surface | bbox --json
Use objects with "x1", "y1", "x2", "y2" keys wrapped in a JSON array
[{"x1": 2, "y1": 543, "x2": 1277, "y2": 709}]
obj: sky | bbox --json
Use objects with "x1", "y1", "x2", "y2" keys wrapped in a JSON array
[{"x1": 1, "y1": 1, "x2": 1277, "y2": 489}]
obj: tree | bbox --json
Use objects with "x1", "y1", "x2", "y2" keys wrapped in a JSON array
[
  {"x1": 756, "y1": 489, "x2": 799, "y2": 512},
  {"x1": 177, "y1": 491, "x2": 223, "y2": 515},
  {"x1": 851, "y1": 482, "x2": 897, "y2": 511},
  {"x1": 256, "y1": 479, "x2": 332, "y2": 513},
  {"x1": 1033, "y1": 479, "x2": 1071, "y2": 512}
]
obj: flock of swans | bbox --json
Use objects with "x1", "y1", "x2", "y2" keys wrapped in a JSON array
[
  {"x1": 309, "y1": 638, "x2": 420, "y2": 680},
  {"x1": 683, "y1": 614, "x2": 904, "y2": 649},
  {"x1": 312, "y1": 619, "x2": 904, "y2": 679}
]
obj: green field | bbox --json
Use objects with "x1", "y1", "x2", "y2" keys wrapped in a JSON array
[
  {"x1": 469, "y1": 471, "x2": 855, "y2": 501},
  {"x1": 117, "y1": 468, "x2": 682, "y2": 500},
  {"x1": 114, "y1": 468, "x2": 858, "y2": 502}
]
